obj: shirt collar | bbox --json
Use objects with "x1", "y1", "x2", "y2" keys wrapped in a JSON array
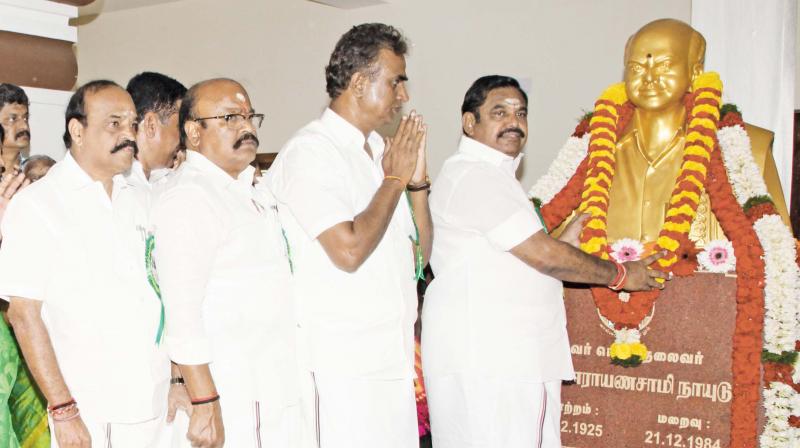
[
  {"x1": 457, "y1": 136, "x2": 523, "y2": 175},
  {"x1": 149, "y1": 167, "x2": 172, "y2": 184},
  {"x1": 126, "y1": 159, "x2": 149, "y2": 186},
  {"x1": 57, "y1": 151, "x2": 128, "y2": 191},
  {"x1": 320, "y1": 108, "x2": 385, "y2": 159},
  {"x1": 185, "y1": 150, "x2": 255, "y2": 188},
  {"x1": 125, "y1": 159, "x2": 174, "y2": 188}
]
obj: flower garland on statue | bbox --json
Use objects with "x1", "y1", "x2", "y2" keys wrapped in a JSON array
[
  {"x1": 528, "y1": 72, "x2": 800, "y2": 447},
  {"x1": 536, "y1": 73, "x2": 721, "y2": 367}
]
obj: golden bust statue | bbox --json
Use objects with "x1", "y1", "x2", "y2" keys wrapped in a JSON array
[{"x1": 601, "y1": 19, "x2": 790, "y2": 246}]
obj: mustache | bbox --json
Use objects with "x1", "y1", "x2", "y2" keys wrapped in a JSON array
[
  {"x1": 497, "y1": 127, "x2": 525, "y2": 139},
  {"x1": 15, "y1": 130, "x2": 30, "y2": 140},
  {"x1": 233, "y1": 132, "x2": 259, "y2": 150},
  {"x1": 110, "y1": 140, "x2": 138, "y2": 156}
]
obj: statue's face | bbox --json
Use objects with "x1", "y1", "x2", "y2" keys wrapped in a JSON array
[{"x1": 624, "y1": 30, "x2": 693, "y2": 111}]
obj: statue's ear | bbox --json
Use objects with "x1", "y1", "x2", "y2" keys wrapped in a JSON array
[
  {"x1": 690, "y1": 62, "x2": 704, "y2": 86},
  {"x1": 462, "y1": 112, "x2": 476, "y2": 136}
]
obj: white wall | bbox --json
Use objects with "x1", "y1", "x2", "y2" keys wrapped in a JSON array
[
  {"x1": 796, "y1": 4, "x2": 800, "y2": 109},
  {"x1": 692, "y1": 0, "x2": 796, "y2": 207},
  {"x1": 23, "y1": 87, "x2": 72, "y2": 160},
  {"x1": 77, "y1": 0, "x2": 691, "y2": 187},
  {"x1": 0, "y1": 0, "x2": 78, "y2": 159}
]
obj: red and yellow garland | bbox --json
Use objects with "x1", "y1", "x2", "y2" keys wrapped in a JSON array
[{"x1": 577, "y1": 74, "x2": 721, "y2": 336}]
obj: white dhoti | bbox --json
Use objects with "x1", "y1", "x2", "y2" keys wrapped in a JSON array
[
  {"x1": 301, "y1": 371, "x2": 418, "y2": 448},
  {"x1": 168, "y1": 399, "x2": 304, "y2": 448},
  {"x1": 426, "y1": 374, "x2": 562, "y2": 448}
]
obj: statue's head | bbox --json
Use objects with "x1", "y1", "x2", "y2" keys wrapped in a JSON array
[{"x1": 623, "y1": 19, "x2": 705, "y2": 111}]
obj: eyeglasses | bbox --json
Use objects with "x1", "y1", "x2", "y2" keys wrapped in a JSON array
[{"x1": 192, "y1": 113, "x2": 264, "y2": 129}]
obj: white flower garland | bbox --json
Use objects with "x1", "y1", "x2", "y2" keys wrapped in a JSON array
[
  {"x1": 760, "y1": 382, "x2": 800, "y2": 447},
  {"x1": 528, "y1": 134, "x2": 589, "y2": 203},
  {"x1": 753, "y1": 215, "x2": 800, "y2": 354},
  {"x1": 716, "y1": 125, "x2": 769, "y2": 204},
  {"x1": 794, "y1": 356, "x2": 800, "y2": 385},
  {"x1": 533, "y1": 119, "x2": 800, "y2": 442},
  {"x1": 716, "y1": 125, "x2": 799, "y2": 353}
]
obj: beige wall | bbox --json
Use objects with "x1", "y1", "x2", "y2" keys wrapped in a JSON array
[
  {"x1": 77, "y1": 0, "x2": 691, "y2": 187},
  {"x1": 797, "y1": 4, "x2": 800, "y2": 109}
]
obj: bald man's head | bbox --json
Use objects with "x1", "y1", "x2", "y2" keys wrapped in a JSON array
[
  {"x1": 179, "y1": 78, "x2": 248, "y2": 148},
  {"x1": 178, "y1": 78, "x2": 261, "y2": 178}
]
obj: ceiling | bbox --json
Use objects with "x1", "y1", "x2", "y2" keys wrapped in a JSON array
[
  {"x1": 79, "y1": 0, "x2": 387, "y2": 15},
  {"x1": 308, "y1": 0, "x2": 385, "y2": 8},
  {"x1": 78, "y1": 0, "x2": 185, "y2": 15}
]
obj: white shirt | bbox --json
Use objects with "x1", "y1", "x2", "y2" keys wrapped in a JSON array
[
  {"x1": 267, "y1": 108, "x2": 418, "y2": 379},
  {"x1": 126, "y1": 160, "x2": 172, "y2": 194},
  {"x1": 151, "y1": 151, "x2": 298, "y2": 406},
  {"x1": 422, "y1": 136, "x2": 575, "y2": 382},
  {"x1": 122, "y1": 160, "x2": 172, "y2": 221},
  {"x1": 0, "y1": 153, "x2": 170, "y2": 423}
]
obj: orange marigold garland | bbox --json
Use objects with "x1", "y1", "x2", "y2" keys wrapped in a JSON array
[
  {"x1": 706, "y1": 141, "x2": 765, "y2": 448},
  {"x1": 540, "y1": 156, "x2": 588, "y2": 231}
]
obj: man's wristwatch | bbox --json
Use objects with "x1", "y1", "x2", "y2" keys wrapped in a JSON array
[
  {"x1": 407, "y1": 176, "x2": 431, "y2": 192},
  {"x1": 170, "y1": 377, "x2": 185, "y2": 386}
]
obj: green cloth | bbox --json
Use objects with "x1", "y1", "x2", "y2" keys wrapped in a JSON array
[{"x1": 0, "y1": 317, "x2": 49, "y2": 448}]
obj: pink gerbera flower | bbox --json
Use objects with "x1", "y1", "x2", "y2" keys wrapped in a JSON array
[
  {"x1": 610, "y1": 238, "x2": 644, "y2": 263},
  {"x1": 698, "y1": 240, "x2": 736, "y2": 273}
]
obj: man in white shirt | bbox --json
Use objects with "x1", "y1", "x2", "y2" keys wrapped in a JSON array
[
  {"x1": 151, "y1": 78, "x2": 300, "y2": 448},
  {"x1": 126, "y1": 71, "x2": 187, "y2": 192},
  {"x1": 126, "y1": 71, "x2": 193, "y2": 441},
  {"x1": 268, "y1": 23, "x2": 432, "y2": 448},
  {"x1": 423, "y1": 75, "x2": 669, "y2": 448},
  {"x1": 0, "y1": 80, "x2": 171, "y2": 447}
]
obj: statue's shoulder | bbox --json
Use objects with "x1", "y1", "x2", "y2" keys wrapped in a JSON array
[{"x1": 742, "y1": 122, "x2": 774, "y2": 168}]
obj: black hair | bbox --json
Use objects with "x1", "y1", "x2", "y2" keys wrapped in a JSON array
[
  {"x1": 0, "y1": 121, "x2": 4, "y2": 146},
  {"x1": 0, "y1": 84, "x2": 29, "y2": 109},
  {"x1": 126, "y1": 72, "x2": 187, "y2": 123},
  {"x1": 461, "y1": 75, "x2": 528, "y2": 125},
  {"x1": 63, "y1": 80, "x2": 120, "y2": 149},
  {"x1": 325, "y1": 23, "x2": 408, "y2": 99}
]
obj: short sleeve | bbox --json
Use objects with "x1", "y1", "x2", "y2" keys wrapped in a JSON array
[
  {"x1": 269, "y1": 137, "x2": 355, "y2": 239},
  {"x1": 443, "y1": 164, "x2": 541, "y2": 251},
  {"x1": 0, "y1": 195, "x2": 56, "y2": 301}
]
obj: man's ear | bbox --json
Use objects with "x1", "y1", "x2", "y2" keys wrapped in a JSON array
[
  {"x1": 184, "y1": 121, "x2": 201, "y2": 149},
  {"x1": 68, "y1": 118, "x2": 84, "y2": 148},
  {"x1": 143, "y1": 112, "x2": 159, "y2": 139},
  {"x1": 462, "y1": 112, "x2": 477, "y2": 136},
  {"x1": 349, "y1": 71, "x2": 367, "y2": 98}
]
